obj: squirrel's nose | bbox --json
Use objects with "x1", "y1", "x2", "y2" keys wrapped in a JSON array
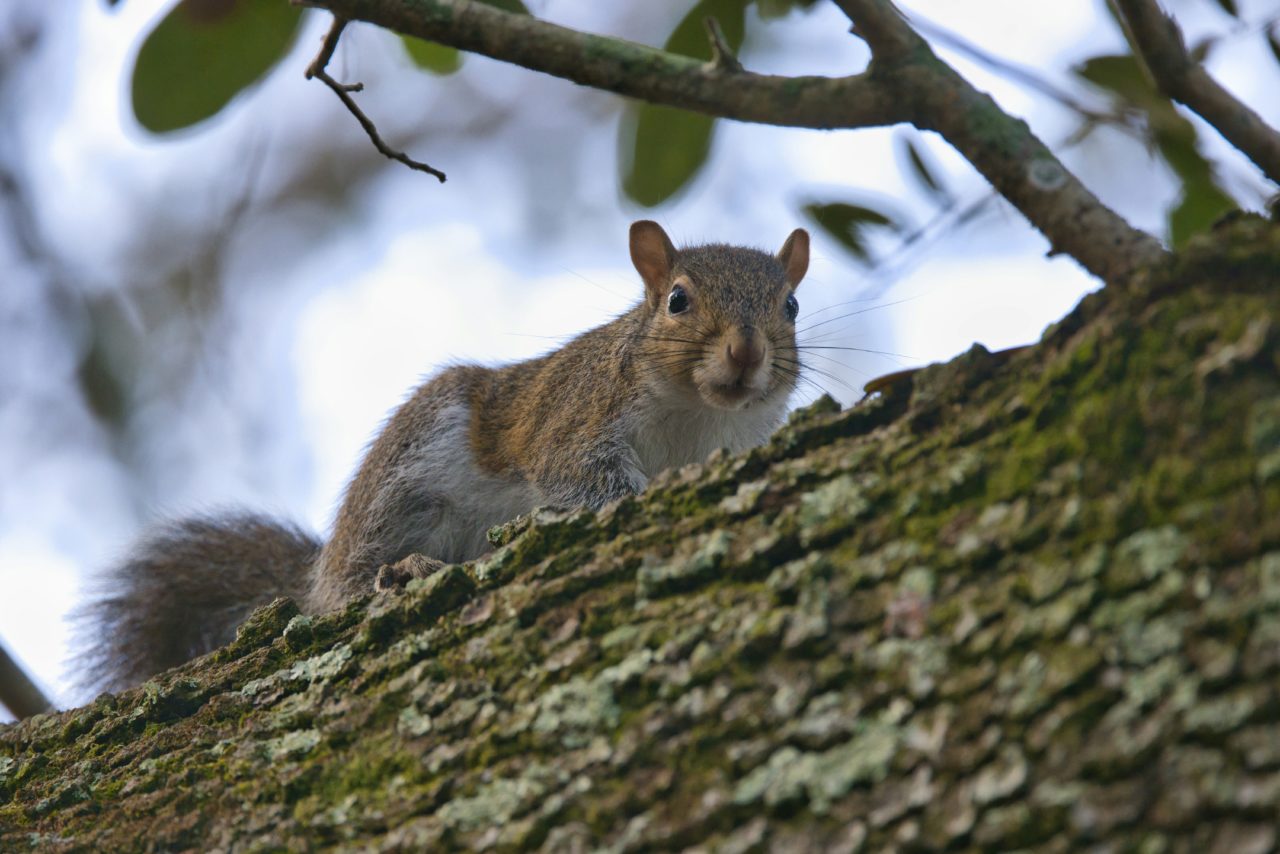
[{"x1": 726, "y1": 328, "x2": 765, "y2": 372}]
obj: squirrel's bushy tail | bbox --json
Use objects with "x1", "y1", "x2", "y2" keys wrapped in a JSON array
[{"x1": 74, "y1": 513, "x2": 321, "y2": 696}]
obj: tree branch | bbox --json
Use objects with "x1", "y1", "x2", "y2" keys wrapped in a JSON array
[
  {"x1": 834, "y1": 0, "x2": 1167, "y2": 282},
  {"x1": 1115, "y1": 0, "x2": 1280, "y2": 185},
  {"x1": 300, "y1": 0, "x2": 903, "y2": 130},
  {"x1": 300, "y1": 0, "x2": 1168, "y2": 284},
  {"x1": 0, "y1": 641, "x2": 51, "y2": 720}
]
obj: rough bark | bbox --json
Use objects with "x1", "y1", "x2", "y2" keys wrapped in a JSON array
[{"x1": 4, "y1": 217, "x2": 1280, "y2": 852}]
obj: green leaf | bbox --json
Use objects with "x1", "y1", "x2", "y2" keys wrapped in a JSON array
[
  {"x1": 1075, "y1": 54, "x2": 1161, "y2": 111},
  {"x1": 131, "y1": 0, "x2": 303, "y2": 134},
  {"x1": 402, "y1": 38, "x2": 462, "y2": 74},
  {"x1": 620, "y1": 0, "x2": 748, "y2": 207},
  {"x1": 401, "y1": 0, "x2": 528, "y2": 74},
  {"x1": 802, "y1": 201, "x2": 902, "y2": 265},
  {"x1": 1267, "y1": 25, "x2": 1280, "y2": 69},
  {"x1": 895, "y1": 132, "x2": 951, "y2": 203},
  {"x1": 1169, "y1": 180, "x2": 1237, "y2": 248},
  {"x1": 621, "y1": 107, "x2": 717, "y2": 208},
  {"x1": 1188, "y1": 36, "x2": 1217, "y2": 64}
]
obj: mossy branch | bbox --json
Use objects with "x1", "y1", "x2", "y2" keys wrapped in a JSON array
[{"x1": 300, "y1": 0, "x2": 1168, "y2": 284}]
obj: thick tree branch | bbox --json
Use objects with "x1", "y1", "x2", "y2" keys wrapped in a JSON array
[
  {"x1": 300, "y1": 0, "x2": 902, "y2": 129},
  {"x1": 301, "y1": 0, "x2": 1168, "y2": 284},
  {"x1": 1115, "y1": 0, "x2": 1280, "y2": 185}
]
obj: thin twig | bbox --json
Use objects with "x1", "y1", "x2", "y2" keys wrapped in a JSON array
[
  {"x1": 306, "y1": 16, "x2": 447, "y2": 182},
  {"x1": 1115, "y1": 0, "x2": 1280, "y2": 184},
  {"x1": 703, "y1": 17, "x2": 742, "y2": 73}
]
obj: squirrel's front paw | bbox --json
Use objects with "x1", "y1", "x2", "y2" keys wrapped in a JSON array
[{"x1": 374, "y1": 553, "x2": 447, "y2": 593}]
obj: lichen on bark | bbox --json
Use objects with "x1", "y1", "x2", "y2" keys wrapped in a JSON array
[{"x1": 4, "y1": 217, "x2": 1280, "y2": 851}]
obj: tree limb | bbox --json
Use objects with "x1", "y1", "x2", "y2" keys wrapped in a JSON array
[
  {"x1": 834, "y1": 0, "x2": 1167, "y2": 282},
  {"x1": 300, "y1": 0, "x2": 1168, "y2": 284},
  {"x1": 300, "y1": 0, "x2": 903, "y2": 129},
  {"x1": 1115, "y1": 0, "x2": 1280, "y2": 185}
]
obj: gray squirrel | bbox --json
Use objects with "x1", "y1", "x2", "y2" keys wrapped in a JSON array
[{"x1": 78, "y1": 221, "x2": 810, "y2": 693}]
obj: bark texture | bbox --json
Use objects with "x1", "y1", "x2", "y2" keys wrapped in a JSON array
[{"x1": 4, "y1": 217, "x2": 1280, "y2": 851}]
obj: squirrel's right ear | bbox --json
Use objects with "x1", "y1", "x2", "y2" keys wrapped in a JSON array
[
  {"x1": 777, "y1": 228, "x2": 810, "y2": 288},
  {"x1": 630, "y1": 221, "x2": 677, "y2": 306}
]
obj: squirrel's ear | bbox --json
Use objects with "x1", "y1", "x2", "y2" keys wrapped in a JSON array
[
  {"x1": 630, "y1": 221, "x2": 676, "y2": 304},
  {"x1": 777, "y1": 228, "x2": 810, "y2": 288}
]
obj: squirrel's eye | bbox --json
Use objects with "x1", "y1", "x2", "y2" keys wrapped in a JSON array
[
  {"x1": 667, "y1": 285, "x2": 690, "y2": 315},
  {"x1": 785, "y1": 293, "x2": 799, "y2": 322}
]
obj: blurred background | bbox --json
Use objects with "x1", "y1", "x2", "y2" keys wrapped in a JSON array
[{"x1": 1, "y1": 0, "x2": 1277, "y2": 717}]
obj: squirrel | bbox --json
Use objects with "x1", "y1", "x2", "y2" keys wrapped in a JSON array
[{"x1": 76, "y1": 221, "x2": 810, "y2": 694}]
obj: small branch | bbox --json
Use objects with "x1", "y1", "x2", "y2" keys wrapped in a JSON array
[
  {"x1": 1115, "y1": 0, "x2": 1280, "y2": 184},
  {"x1": 305, "y1": 16, "x2": 446, "y2": 182},
  {"x1": 0, "y1": 641, "x2": 52, "y2": 720},
  {"x1": 703, "y1": 17, "x2": 742, "y2": 73}
]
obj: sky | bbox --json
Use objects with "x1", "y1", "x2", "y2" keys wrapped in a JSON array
[{"x1": 1, "y1": 0, "x2": 1277, "y2": 718}]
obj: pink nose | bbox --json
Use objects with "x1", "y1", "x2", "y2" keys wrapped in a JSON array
[{"x1": 726, "y1": 330, "x2": 764, "y2": 371}]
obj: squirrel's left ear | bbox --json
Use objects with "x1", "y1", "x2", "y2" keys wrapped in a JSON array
[{"x1": 777, "y1": 228, "x2": 809, "y2": 288}]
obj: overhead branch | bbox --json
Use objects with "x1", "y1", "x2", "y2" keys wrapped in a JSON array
[
  {"x1": 299, "y1": 0, "x2": 903, "y2": 129},
  {"x1": 834, "y1": 0, "x2": 1166, "y2": 283},
  {"x1": 1115, "y1": 0, "x2": 1280, "y2": 185},
  {"x1": 300, "y1": 0, "x2": 1168, "y2": 284}
]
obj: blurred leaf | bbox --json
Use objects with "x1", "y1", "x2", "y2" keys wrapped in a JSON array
[
  {"x1": 1267, "y1": 25, "x2": 1280, "y2": 68},
  {"x1": 1168, "y1": 181, "x2": 1236, "y2": 248},
  {"x1": 622, "y1": 107, "x2": 717, "y2": 208},
  {"x1": 620, "y1": 0, "x2": 748, "y2": 207},
  {"x1": 802, "y1": 201, "x2": 902, "y2": 265},
  {"x1": 1209, "y1": 0, "x2": 1238, "y2": 17},
  {"x1": 131, "y1": 0, "x2": 303, "y2": 133},
  {"x1": 755, "y1": 0, "x2": 823, "y2": 20},
  {"x1": 895, "y1": 131, "x2": 951, "y2": 203},
  {"x1": 402, "y1": 38, "x2": 462, "y2": 74},
  {"x1": 401, "y1": 0, "x2": 527, "y2": 74},
  {"x1": 1075, "y1": 53, "x2": 1161, "y2": 111},
  {"x1": 1188, "y1": 36, "x2": 1217, "y2": 64}
]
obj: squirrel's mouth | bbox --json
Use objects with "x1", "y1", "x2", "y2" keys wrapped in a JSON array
[{"x1": 702, "y1": 379, "x2": 764, "y2": 410}]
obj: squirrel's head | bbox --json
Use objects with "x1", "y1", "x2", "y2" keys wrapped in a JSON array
[{"x1": 629, "y1": 220, "x2": 809, "y2": 411}]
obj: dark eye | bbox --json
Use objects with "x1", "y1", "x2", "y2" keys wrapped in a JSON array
[
  {"x1": 667, "y1": 285, "x2": 689, "y2": 315},
  {"x1": 785, "y1": 292, "x2": 799, "y2": 322}
]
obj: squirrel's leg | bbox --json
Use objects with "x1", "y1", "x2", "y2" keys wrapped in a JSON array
[{"x1": 534, "y1": 445, "x2": 648, "y2": 511}]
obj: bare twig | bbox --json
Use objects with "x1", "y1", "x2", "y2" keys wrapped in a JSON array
[
  {"x1": 0, "y1": 640, "x2": 52, "y2": 720},
  {"x1": 703, "y1": 17, "x2": 742, "y2": 73},
  {"x1": 1115, "y1": 0, "x2": 1280, "y2": 184},
  {"x1": 306, "y1": 16, "x2": 446, "y2": 182},
  {"x1": 301, "y1": 0, "x2": 1168, "y2": 283}
]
